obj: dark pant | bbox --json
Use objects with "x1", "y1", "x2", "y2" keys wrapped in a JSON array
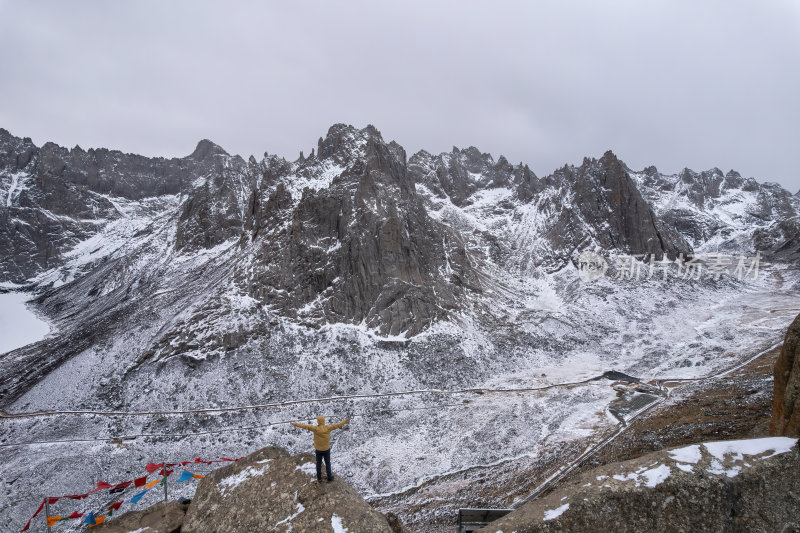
[{"x1": 315, "y1": 448, "x2": 332, "y2": 481}]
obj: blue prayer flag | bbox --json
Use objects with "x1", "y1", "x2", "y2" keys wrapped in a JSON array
[
  {"x1": 130, "y1": 489, "x2": 148, "y2": 504},
  {"x1": 177, "y1": 469, "x2": 194, "y2": 482}
]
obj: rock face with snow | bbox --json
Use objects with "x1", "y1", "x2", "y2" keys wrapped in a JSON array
[
  {"x1": 540, "y1": 151, "x2": 690, "y2": 262},
  {"x1": 630, "y1": 164, "x2": 800, "y2": 262},
  {"x1": 0, "y1": 122, "x2": 797, "y2": 406},
  {"x1": 479, "y1": 437, "x2": 800, "y2": 533},
  {"x1": 181, "y1": 446, "x2": 394, "y2": 533},
  {"x1": 771, "y1": 313, "x2": 800, "y2": 437},
  {"x1": 0, "y1": 126, "x2": 250, "y2": 283},
  {"x1": 3, "y1": 124, "x2": 800, "y2": 533},
  {"x1": 235, "y1": 124, "x2": 478, "y2": 337}
]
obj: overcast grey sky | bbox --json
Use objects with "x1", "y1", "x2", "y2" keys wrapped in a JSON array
[{"x1": 1, "y1": 1, "x2": 798, "y2": 191}]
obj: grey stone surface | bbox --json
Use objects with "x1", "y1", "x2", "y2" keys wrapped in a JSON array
[
  {"x1": 181, "y1": 446, "x2": 393, "y2": 533},
  {"x1": 478, "y1": 439, "x2": 800, "y2": 533},
  {"x1": 92, "y1": 500, "x2": 188, "y2": 533},
  {"x1": 0, "y1": 128, "x2": 246, "y2": 283},
  {"x1": 236, "y1": 124, "x2": 478, "y2": 337}
]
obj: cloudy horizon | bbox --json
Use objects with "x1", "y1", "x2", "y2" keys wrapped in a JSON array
[{"x1": 1, "y1": 0, "x2": 798, "y2": 191}]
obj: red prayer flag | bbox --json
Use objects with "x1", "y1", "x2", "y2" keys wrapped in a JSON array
[
  {"x1": 109, "y1": 501, "x2": 122, "y2": 511},
  {"x1": 47, "y1": 497, "x2": 59, "y2": 504},
  {"x1": 20, "y1": 499, "x2": 45, "y2": 531},
  {"x1": 134, "y1": 476, "x2": 147, "y2": 488},
  {"x1": 67, "y1": 511, "x2": 84, "y2": 519},
  {"x1": 145, "y1": 462, "x2": 164, "y2": 474},
  {"x1": 96, "y1": 481, "x2": 112, "y2": 490},
  {"x1": 65, "y1": 493, "x2": 88, "y2": 500}
]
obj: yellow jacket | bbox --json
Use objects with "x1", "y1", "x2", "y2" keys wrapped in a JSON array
[{"x1": 294, "y1": 415, "x2": 348, "y2": 451}]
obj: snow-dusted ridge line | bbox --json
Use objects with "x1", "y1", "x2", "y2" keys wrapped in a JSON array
[
  {"x1": 4, "y1": 341, "x2": 781, "y2": 421},
  {"x1": 0, "y1": 378, "x2": 606, "y2": 419},
  {"x1": 0, "y1": 400, "x2": 468, "y2": 448}
]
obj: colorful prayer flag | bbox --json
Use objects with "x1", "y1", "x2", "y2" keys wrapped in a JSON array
[
  {"x1": 84, "y1": 512, "x2": 96, "y2": 525},
  {"x1": 144, "y1": 479, "x2": 160, "y2": 490},
  {"x1": 21, "y1": 499, "x2": 45, "y2": 531},
  {"x1": 145, "y1": 462, "x2": 163, "y2": 474},
  {"x1": 134, "y1": 476, "x2": 147, "y2": 488},
  {"x1": 46, "y1": 516, "x2": 63, "y2": 527},
  {"x1": 177, "y1": 469, "x2": 194, "y2": 482},
  {"x1": 109, "y1": 480, "x2": 131, "y2": 494},
  {"x1": 130, "y1": 489, "x2": 148, "y2": 504}
]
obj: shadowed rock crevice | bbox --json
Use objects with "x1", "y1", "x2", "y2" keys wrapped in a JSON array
[{"x1": 771, "y1": 313, "x2": 800, "y2": 436}]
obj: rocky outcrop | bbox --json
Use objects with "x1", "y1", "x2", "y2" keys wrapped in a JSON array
[
  {"x1": 771, "y1": 313, "x2": 800, "y2": 437},
  {"x1": 479, "y1": 437, "x2": 800, "y2": 533},
  {"x1": 174, "y1": 149, "x2": 257, "y2": 252},
  {"x1": 0, "y1": 129, "x2": 242, "y2": 283},
  {"x1": 408, "y1": 146, "x2": 540, "y2": 206},
  {"x1": 631, "y1": 163, "x2": 800, "y2": 260},
  {"x1": 237, "y1": 124, "x2": 479, "y2": 336},
  {"x1": 88, "y1": 446, "x2": 396, "y2": 532},
  {"x1": 558, "y1": 151, "x2": 691, "y2": 261},
  {"x1": 92, "y1": 500, "x2": 188, "y2": 533},
  {"x1": 181, "y1": 446, "x2": 394, "y2": 533}
]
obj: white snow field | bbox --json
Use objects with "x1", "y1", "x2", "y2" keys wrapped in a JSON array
[
  {"x1": 1, "y1": 149, "x2": 799, "y2": 532},
  {"x1": 0, "y1": 292, "x2": 50, "y2": 354}
]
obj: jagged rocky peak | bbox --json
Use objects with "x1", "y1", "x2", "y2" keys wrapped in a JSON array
[
  {"x1": 722, "y1": 169, "x2": 743, "y2": 189},
  {"x1": 557, "y1": 150, "x2": 691, "y2": 260},
  {"x1": 0, "y1": 128, "x2": 37, "y2": 171},
  {"x1": 408, "y1": 144, "x2": 539, "y2": 206},
  {"x1": 678, "y1": 166, "x2": 727, "y2": 207},
  {"x1": 174, "y1": 142, "x2": 256, "y2": 252},
  {"x1": 316, "y1": 122, "x2": 383, "y2": 164},
  {"x1": 633, "y1": 164, "x2": 669, "y2": 192},
  {"x1": 236, "y1": 123, "x2": 479, "y2": 336},
  {"x1": 188, "y1": 138, "x2": 228, "y2": 161}
]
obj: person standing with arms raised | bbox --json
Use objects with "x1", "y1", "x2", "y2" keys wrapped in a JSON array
[{"x1": 291, "y1": 415, "x2": 350, "y2": 482}]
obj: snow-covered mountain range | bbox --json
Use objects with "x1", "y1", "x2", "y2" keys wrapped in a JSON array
[{"x1": 1, "y1": 124, "x2": 798, "y2": 532}]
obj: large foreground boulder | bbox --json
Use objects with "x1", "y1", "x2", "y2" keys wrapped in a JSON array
[
  {"x1": 181, "y1": 446, "x2": 394, "y2": 533},
  {"x1": 479, "y1": 437, "x2": 800, "y2": 533},
  {"x1": 771, "y1": 312, "x2": 800, "y2": 436},
  {"x1": 91, "y1": 500, "x2": 188, "y2": 532}
]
